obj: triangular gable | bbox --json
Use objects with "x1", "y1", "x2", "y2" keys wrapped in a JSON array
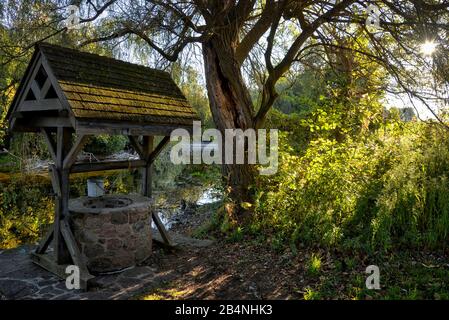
[
  {"x1": 16, "y1": 55, "x2": 63, "y2": 112},
  {"x1": 7, "y1": 46, "x2": 74, "y2": 131}
]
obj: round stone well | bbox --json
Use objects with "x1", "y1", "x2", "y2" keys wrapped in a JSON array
[{"x1": 68, "y1": 194, "x2": 152, "y2": 274}]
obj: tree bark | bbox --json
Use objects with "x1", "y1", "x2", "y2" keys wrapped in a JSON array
[{"x1": 202, "y1": 34, "x2": 256, "y2": 222}]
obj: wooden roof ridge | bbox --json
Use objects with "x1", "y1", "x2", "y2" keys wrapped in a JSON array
[{"x1": 36, "y1": 42, "x2": 170, "y2": 79}]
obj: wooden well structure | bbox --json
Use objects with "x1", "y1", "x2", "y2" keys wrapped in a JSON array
[{"x1": 6, "y1": 43, "x2": 199, "y2": 288}]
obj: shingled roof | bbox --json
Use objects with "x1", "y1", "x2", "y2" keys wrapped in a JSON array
[{"x1": 7, "y1": 42, "x2": 199, "y2": 134}]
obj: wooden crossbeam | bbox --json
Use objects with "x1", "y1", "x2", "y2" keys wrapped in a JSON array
[
  {"x1": 71, "y1": 159, "x2": 147, "y2": 173},
  {"x1": 21, "y1": 99, "x2": 63, "y2": 111}
]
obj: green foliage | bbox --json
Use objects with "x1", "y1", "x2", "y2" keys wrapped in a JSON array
[
  {"x1": 0, "y1": 175, "x2": 53, "y2": 249},
  {"x1": 84, "y1": 135, "x2": 128, "y2": 156},
  {"x1": 172, "y1": 63, "x2": 213, "y2": 127},
  {"x1": 306, "y1": 253, "x2": 322, "y2": 276},
  {"x1": 254, "y1": 119, "x2": 449, "y2": 251},
  {"x1": 303, "y1": 287, "x2": 321, "y2": 300},
  {"x1": 8, "y1": 132, "x2": 50, "y2": 161}
]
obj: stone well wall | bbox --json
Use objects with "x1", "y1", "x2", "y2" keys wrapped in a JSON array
[{"x1": 68, "y1": 194, "x2": 152, "y2": 274}]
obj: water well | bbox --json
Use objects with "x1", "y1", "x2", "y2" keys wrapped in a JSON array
[{"x1": 69, "y1": 194, "x2": 152, "y2": 274}]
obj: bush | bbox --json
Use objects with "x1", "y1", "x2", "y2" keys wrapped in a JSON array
[
  {"x1": 254, "y1": 118, "x2": 449, "y2": 251},
  {"x1": 0, "y1": 176, "x2": 54, "y2": 249}
]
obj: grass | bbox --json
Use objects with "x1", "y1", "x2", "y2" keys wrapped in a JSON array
[{"x1": 298, "y1": 250, "x2": 449, "y2": 300}]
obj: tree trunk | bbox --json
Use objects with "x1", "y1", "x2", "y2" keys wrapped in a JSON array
[{"x1": 202, "y1": 35, "x2": 256, "y2": 222}]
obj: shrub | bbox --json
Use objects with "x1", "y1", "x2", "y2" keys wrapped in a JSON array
[
  {"x1": 0, "y1": 176, "x2": 54, "y2": 249},
  {"x1": 254, "y1": 119, "x2": 449, "y2": 251}
]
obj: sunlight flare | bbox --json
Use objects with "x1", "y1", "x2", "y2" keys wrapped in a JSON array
[{"x1": 420, "y1": 41, "x2": 438, "y2": 56}]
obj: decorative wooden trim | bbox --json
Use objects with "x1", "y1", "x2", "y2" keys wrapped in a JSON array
[
  {"x1": 7, "y1": 52, "x2": 43, "y2": 130},
  {"x1": 40, "y1": 78, "x2": 52, "y2": 99},
  {"x1": 40, "y1": 55, "x2": 77, "y2": 129},
  {"x1": 30, "y1": 80, "x2": 41, "y2": 100},
  {"x1": 20, "y1": 99, "x2": 62, "y2": 111}
]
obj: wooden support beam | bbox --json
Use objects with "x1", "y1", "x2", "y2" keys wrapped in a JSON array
[
  {"x1": 60, "y1": 219, "x2": 91, "y2": 277},
  {"x1": 31, "y1": 252, "x2": 70, "y2": 280},
  {"x1": 54, "y1": 127, "x2": 72, "y2": 264},
  {"x1": 142, "y1": 136, "x2": 154, "y2": 197},
  {"x1": 41, "y1": 128, "x2": 57, "y2": 163},
  {"x1": 30, "y1": 252, "x2": 93, "y2": 290},
  {"x1": 71, "y1": 159, "x2": 146, "y2": 173},
  {"x1": 49, "y1": 165, "x2": 61, "y2": 197},
  {"x1": 63, "y1": 134, "x2": 89, "y2": 170},
  {"x1": 148, "y1": 136, "x2": 170, "y2": 164},
  {"x1": 35, "y1": 228, "x2": 54, "y2": 255},
  {"x1": 139, "y1": 135, "x2": 173, "y2": 246},
  {"x1": 152, "y1": 212, "x2": 174, "y2": 247},
  {"x1": 128, "y1": 135, "x2": 145, "y2": 159}
]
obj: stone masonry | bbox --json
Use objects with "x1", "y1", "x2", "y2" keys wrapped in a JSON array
[{"x1": 69, "y1": 194, "x2": 152, "y2": 274}]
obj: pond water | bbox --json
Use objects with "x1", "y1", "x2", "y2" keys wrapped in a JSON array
[{"x1": 154, "y1": 187, "x2": 222, "y2": 230}]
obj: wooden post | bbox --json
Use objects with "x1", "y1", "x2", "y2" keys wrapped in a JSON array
[
  {"x1": 54, "y1": 127, "x2": 72, "y2": 264},
  {"x1": 34, "y1": 131, "x2": 93, "y2": 289},
  {"x1": 142, "y1": 136, "x2": 154, "y2": 197}
]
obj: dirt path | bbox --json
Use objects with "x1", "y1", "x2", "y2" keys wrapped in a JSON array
[{"x1": 137, "y1": 205, "x2": 449, "y2": 300}]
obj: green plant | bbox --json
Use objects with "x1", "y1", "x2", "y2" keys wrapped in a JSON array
[
  {"x1": 306, "y1": 253, "x2": 322, "y2": 276},
  {"x1": 303, "y1": 287, "x2": 321, "y2": 300},
  {"x1": 255, "y1": 113, "x2": 449, "y2": 251},
  {"x1": 84, "y1": 135, "x2": 127, "y2": 156}
]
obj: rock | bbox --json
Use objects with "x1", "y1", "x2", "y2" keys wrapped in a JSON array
[
  {"x1": 0, "y1": 279, "x2": 39, "y2": 299},
  {"x1": 84, "y1": 244, "x2": 105, "y2": 258},
  {"x1": 111, "y1": 212, "x2": 129, "y2": 225}
]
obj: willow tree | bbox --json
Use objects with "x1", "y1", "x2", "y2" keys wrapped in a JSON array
[{"x1": 3, "y1": 0, "x2": 449, "y2": 219}]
